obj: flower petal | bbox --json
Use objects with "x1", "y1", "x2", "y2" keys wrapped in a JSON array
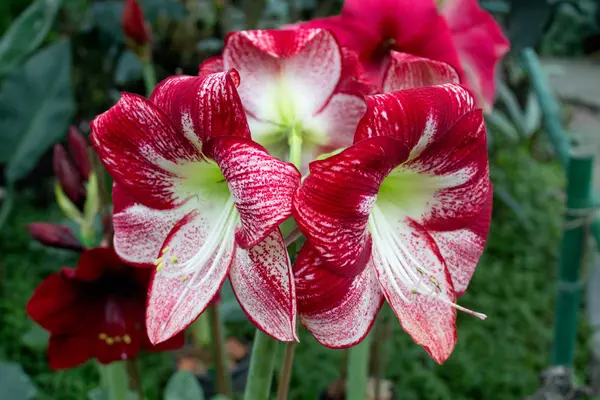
[
  {"x1": 149, "y1": 71, "x2": 250, "y2": 148},
  {"x1": 295, "y1": 243, "x2": 383, "y2": 348},
  {"x1": 430, "y1": 186, "x2": 492, "y2": 296},
  {"x1": 303, "y1": 93, "x2": 367, "y2": 157},
  {"x1": 399, "y1": 109, "x2": 490, "y2": 230},
  {"x1": 90, "y1": 93, "x2": 201, "y2": 210},
  {"x1": 204, "y1": 136, "x2": 300, "y2": 249},
  {"x1": 440, "y1": 0, "x2": 510, "y2": 110},
  {"x1": 382, "y1": 51, "x2": 459, "y2": 92},
  {"x1": 146, "y1": 207, "x2": 236, "y2": 344},
  {"x1": 230, "y1": 230, "x2": 297, "y2": 341},
  {"x1": 198, "y1": 56, "x2": 225, "y2": 76},
  {"x1": 369, "y1": 215, "x2": 458, "y2": 364},
  {"x1": 71, "y1": 247, "x2": 125, "y2": 281},
  {"x1": 112, "y1": 183, "x2": 191, "y2": 265},
  {"x1": 293, "y1": 136, "x2": 409, "y2": 276},
  {"x1": 222, "y1": 29, "x2": 342, "y2": 123},
  {"x1": 94, "y1": 297, "x2": 143, "y2": 364},
  {"x1": 48, "y1": 334, "x2": 92, "y2": 370},
  {"x1": 354, "y1": 84, "x2": 475, "y2": 146},
  {"x1": 26, "y1": 273, "x2": 85, "y2": 334}
]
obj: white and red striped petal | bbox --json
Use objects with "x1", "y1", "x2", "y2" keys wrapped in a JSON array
[
  {"x1": 430, "y1": 187, "x2": 492, "y2": 296},
  {"x1": 369, "y1": 216, "x2": 460, "y2": 364},
  {"x1": 223, "y1": 29, "x2": 342, "y2": 123},
  {"x1": 198, "y1": 56, "x2": 225, "y2": 76},
  {"x1": 354, "y1": 85, "x2": 475, "y2": 149},
  {"x1": 91, "y1": 93, "x2": 202, "y2": 210},
  {"x1": 204, "y1": 136, "x2": 300, "y2": 249},
  {"x1": 400, "y1": 109, "x2": 490, "y2": 229},
  {"x1": 112, "y1": 183, "x2": 192, "y2": 266},
  {"x1": 303, "y1": 93, "x2": 367, "y2": 156},
  {"x1": 293, "y1": 136, "x2": 409, "y2": 276},
  {"x1": 150, "y1": 71, "x2": 249, "y2": 148},
  {"x1": 230, "y1": 230, "x2": 297, "y2": 342},
  {"x1": 382, "y1": 51, "x2": 459, "y2": 93},
  {"x1": 295, "y1": 244, "x2": 384, "y2": 348},
  {"x1": 146, "y1": 203, "x2": 237, "y2": 344}
]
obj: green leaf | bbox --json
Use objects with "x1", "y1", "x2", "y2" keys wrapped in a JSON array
[
  {"x1": 0, "y1": 362, "x2": 37, "y2": 400},
  {"x1": 0, "y1": 0, "x2": 61, "y2": 79},
  {"x1": 114, "y1": 51, "x2": 144, "y2": 85},
  {"x1": 164, "y1": 371, "x2": 205, "y2": 400},
  {"x1": 87, "y1": 387, "x2": 139, "y2": 400},
  {"x1": 21, "y1": 324, "x2": 49, "y2": 351},
  {"x1": 0, "y1": 40, "x2": 75, "y2": 182}
]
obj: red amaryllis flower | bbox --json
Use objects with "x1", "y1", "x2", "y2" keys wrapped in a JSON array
[
  {"x1": 299, "y1": 0, "x2": 509, "y2": 111},
  {"x1": 122, "y1": 0, "x2": 152, "y2": 46},
  {"x1": 91, "y1": 71, "x2": 300, "y2": 344},
  {"x1": 26, "y1": 248, "x2": 183, "y2": 370},
  {"x1": 293, "y1": 84, "x2": 492, "y2": 363},
  {"x1": 53, "y1": 126, "x2": 92, "y2": 208},
  {"x1": 199, "y1": 28, "x2": 373, "y2": 169}
]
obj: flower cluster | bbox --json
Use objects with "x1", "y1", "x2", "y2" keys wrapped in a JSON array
[{"x1": 31, "y1": 0, "x2": 507, "y2": 367}]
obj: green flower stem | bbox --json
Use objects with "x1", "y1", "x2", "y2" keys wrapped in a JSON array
[
  {"x1": 98, "y1": 361, "x2": 129, "y2": 400},
  {"x1": 288, "y1": 126, "x2": 303, "y2": 170},
  {"x1": 142, "y1": 61, "x2": 157, "y2": 97},
  {"x1": 208, "y1": 303, "x2": 233, "y2": 397},
  {"x1": 276, "y1": 341, "x2": 296, "y2": 400},
  {"x1": 125, "y1": 358, "x2": 144, "y2": 400},
  {"x1": 243, "y1": 330, "x2": 278, "y2": 400},
  {"x1": 346, "y1": 333, "x2": 373, "y2": 400}
]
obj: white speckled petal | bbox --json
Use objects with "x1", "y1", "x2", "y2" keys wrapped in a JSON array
[
  {"x1": 230, "y1": 230, "x2": 297, "y2": 342},
  {"x1": 295, "y1": 243, "x2": 383, "y2": 347}
]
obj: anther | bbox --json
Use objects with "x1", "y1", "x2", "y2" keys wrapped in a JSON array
[
  {"x1": 161, "y1": 247, "x2": 170, "y2": 254},
  {"x1": 170, "y1": 256, "x2": 178, "y2": 264},
  {"x1": 123, "y1": 334, "x2": 131, "y2": 344},
  {"x1": 153, "y1": 257, "x2": 162, "y2": 266},
  {"x1": 179, "y1": 275, "x2": 188, "y2": 282},
  {"x1": 98, "y1": 333, "x2": 107, "y2": 340},
  {"x1": 106, "y1": 337, "x2": 114, "y2": 345},
  {"x1": 156, "y1": 262, "x2": 165, "y2": 272}
]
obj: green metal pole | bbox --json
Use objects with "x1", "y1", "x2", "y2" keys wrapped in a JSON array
[
  {"x1": 552, "y1": 154, "x2": 594, "y2": 366},
  {"x1": 520, "y1": 48, "x2": 600, "y2": 252}
]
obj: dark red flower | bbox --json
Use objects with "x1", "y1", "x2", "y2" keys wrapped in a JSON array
[
  {"x1": 67, "y1": 126, "x2": 91, "y2": 181},
  {"x1": 27, "y1": 223, "x2": 84, "y2": 252},
  {"x1": 26, "y1": 248, "x2": 184, "y2": 370},
  {"x1": 122, "y1": 0, "x2": 152, "y2": 46}
]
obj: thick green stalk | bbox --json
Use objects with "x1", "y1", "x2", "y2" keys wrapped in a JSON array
[
  {"x1": 142, "y1": 61, "x2": 157, "y2": 97},
  {"x1": 98, "y1": 361, "x2": 129, "y2": 400},
  {"x1": 244, "y1": 330, "x2": 278, "y2": 400},
  {"x1": 209, "y1": 304, "x2": 233, "y2": 396},
  {"x1": 125, "y1": 358, "x2": 144, "y2": 400},
  {"x1": 276, "y1": 341, "x2": 296, "y2": 400},
  {"x1": 346, "y1": 333, "x2": 373, "y2": 400}
]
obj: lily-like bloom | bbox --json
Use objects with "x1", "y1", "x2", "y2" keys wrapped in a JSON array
[
  {"x1": 299, "y1": 0, "x2": 509, "y2": 111},
  {"x1": 91, "y1": 71, "x2": 300, "y2": 344},
  {"x1": 293, "y1": 84, "x2": 492, "y2": 363},
  {"x1": 26, "y1": 248, "x2": 184, "y2": 370},
  {"x1": 199, "y1": 28, "x2": 373, "y2": 169}
]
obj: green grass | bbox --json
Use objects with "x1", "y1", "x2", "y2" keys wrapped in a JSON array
[{"x1": 0, "y1": 142, "x2": 590, "y2": 399}]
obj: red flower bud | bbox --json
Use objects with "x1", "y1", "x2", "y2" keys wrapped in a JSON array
[
  {"x1": 27, "y1": 223, "x2": 84, "y2": 251},
  {"x1": 53, "y1": 144, "x2": 85, "y2": 205},
  {"x1": 67, "y1": 126, "x2": 91, "y2": 180},
  {"x1": 122, "y1": 0, "x2": 152, "y2": 46}
]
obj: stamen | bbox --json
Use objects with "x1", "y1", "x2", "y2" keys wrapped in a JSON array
[
  {"x1": 123, "y1": 335, "x2": 131, "y2": 344},
  {"x1": 156, "y1": 262, "x2": 165, "y2": 272},
  {"x1": 106, "y1": 337, "x2": 114, "y2": 345},
  {"x1": 162, "y1": 247, "x2": 170, "y2": 254},
  {"x1": 98, "y1": 333, "x2": 107, "y2": 340}
]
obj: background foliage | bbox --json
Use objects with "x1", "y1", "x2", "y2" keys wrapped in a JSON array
[{"x1": 0, "y1": 0, "x2": 599, "y2": 399}]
